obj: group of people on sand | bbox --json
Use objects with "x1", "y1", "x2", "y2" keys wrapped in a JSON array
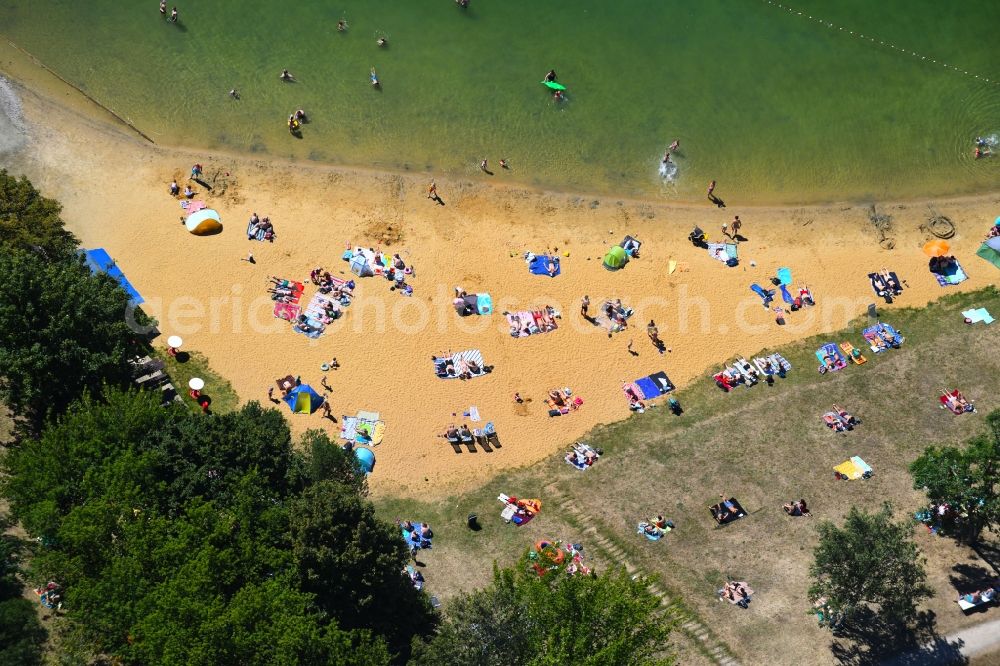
[
  {"x1": 641, "y1": 514, "x2": 674, "y2": 537},
  {"x1": 442, "y1": 424, "x2": 475, "y2": 441},
  {"x1": 267, "y1": 276, "x2": 300, "y2": 304},
  {"x1": 507, "y1": 307, "x2": 559, "y2": 337},
  {"x1": 437, "y1": 354, "x2": 484, "y2": 380},
  {"x1": 309, "y1": 267, "x2": 354, "y2": 303},
  {"x1": 168, "y1": 179, "x2": 196, "y2": 199},
  {"x1": 247, "y1": 212, "x2": 275, "y2": 241}
]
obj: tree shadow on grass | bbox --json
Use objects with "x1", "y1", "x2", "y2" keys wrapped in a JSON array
[{"x1": 830, "y1": 609, "x2": 966, "y2": 666}]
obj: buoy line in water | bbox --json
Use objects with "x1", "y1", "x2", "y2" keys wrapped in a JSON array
[{"x1": 759, "y1": 0, "x2": 999, "y2": 87}]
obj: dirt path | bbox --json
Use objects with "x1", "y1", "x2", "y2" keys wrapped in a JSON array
[{"x1": 882, "y1": 617, "x2": 1000, "y2": 665}]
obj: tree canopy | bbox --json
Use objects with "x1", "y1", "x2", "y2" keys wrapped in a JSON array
[
  {"x1": 910, "y1": 409, "x2": 1000, "y2": 543},
  {"x1": 3, "y1": 390, "x2": 434, "y2": 664},
  {"x1": 412, "y1": 552, "x2": 674, "y2": 666},
  {"x1": 809, "y1": 504, "x2": 932, "y2": 629},
  {"x1": 0, "y1": 169, "x2": 77, "y2": 260},
  {"x1": 0, "y1": 528, "x2": 45, "y2": 666},
  {"x1": 0, "y1": 248, "x2": 151, "y2": 434}
]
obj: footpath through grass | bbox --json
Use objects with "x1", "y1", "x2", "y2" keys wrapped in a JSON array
[{"x1": 375, "y1": 287, "x2": 1000, "y2": 665}]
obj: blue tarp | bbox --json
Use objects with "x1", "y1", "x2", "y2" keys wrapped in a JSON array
[
  {"x1": 82, "y1": 248, "x2": 144, "y2": 306},
  {"x1": 529, "y1": 255, "x2": 560, "y2": 277}
]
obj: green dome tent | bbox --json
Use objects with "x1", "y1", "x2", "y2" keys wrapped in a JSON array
[{"x1": 603, "y1": 245, "x2": 628, "y2": 271}]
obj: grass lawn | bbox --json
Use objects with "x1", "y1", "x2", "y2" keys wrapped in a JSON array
[
  {"x1": 375, "y1": 286, "x2": 1000, "y2": 665},
  {"x1": 154, "y1": 348, "x2": 240, "y2": 415}
]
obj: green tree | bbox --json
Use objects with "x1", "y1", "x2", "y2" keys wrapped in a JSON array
[
  {"x1": 3, "y1": 390, "x2": 421, "y2": 664},
  {"x1": 0, "y1": 170, "x2": 77, "y2": 260},
  {"x1": 809, "y1": 504, "x2": 932, "y2": 628},
  {"x1": 412, "y1": 554, "x2": 674, "y2": 666},
  {"x1": 910, "y1": 409, "x2": 1000, "y2": 543},
  {"x1": 289, "y1": 479, "x2": 436, "y2": 660},
  {"x1": 0, "y1": 531, "x2": 46, "y2": 666},
  {"x1": 0, "y1": 250, "x2": 150, "y2": 433}
]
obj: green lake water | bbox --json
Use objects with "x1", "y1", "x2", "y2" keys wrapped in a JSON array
[{"x1": 2, "y1": 0, "x2": 999, "y2": 203}]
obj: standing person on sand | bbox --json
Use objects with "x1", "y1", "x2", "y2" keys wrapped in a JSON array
[
  {"x1": 647, "y1": 320, "x2": 666, "y2": 354},
  {"x1": 707, "y1": 180, "x2": 716, "y2": 199},
  {"x1": 581, "y1": 295, "x2": 590, "y2": 319},
  {"x1": 731, "y1": 215, "x2": 742, "y2": 238},
  {"x1": 480, "y1": 159, "x2": 489, "y2": 173}
]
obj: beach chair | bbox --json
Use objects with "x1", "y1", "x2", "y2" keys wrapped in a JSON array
[
  {"x1": 840, "y1": 342, "x2": 866, "y2": 365},
  {"x1": 473, "y1": 429, "x2": 493, "y2": 452},
  {"x1": 483, "y1": 421, "x2": 501, "y2": 447},
  {"x1": 459, "y1": 430, "x2": 477, "y2": 452},
  {"x1": 445, "y1": 433, "x2": 462, "y2": 454}
]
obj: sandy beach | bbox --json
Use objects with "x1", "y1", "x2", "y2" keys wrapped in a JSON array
[{"x1": 2, "y1": 50, "x2": 998, "y2": 498}]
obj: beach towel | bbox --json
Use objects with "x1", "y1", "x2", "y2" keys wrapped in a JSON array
[
  {"x1": 758, "y1": 353, "x2": 792, "y2": 375},
  {"x1": 962, "y1": 308, "x2": 995, "y2": 324},
  {"x1": 273, "y1": 302, "x2": 301, "y2": 321},
  {"x1": 868, "y1": 273, "x2": 894, "y2": 303},
  {"x1": 725, "y1": 243, "x2": 738, "y2": 263},
  {"x1": 710, "y1": 498, "x2": 746, "y2": 525},
  {"x1": 637, "y1": 522, "x2": 665, "y2": 541},
  {"x1": 780, "y1": 284, "x2": 794, "y2": 305},
  {"x1": 934, "y1": 261, "x2": 968, "y2": 286},
  {"x1": 340, "y1": 416, "x2": 386, "y2": 446},
  {"x1": 528, "y1": 255, "x2": 561, "y2": 277},
  {"x1": 476, "y1": 293, "x2": 493, "y2": 315},
  {"x1": 816, "y1": 343, "x2": 847, "y2": 371},
  {"x1": 777, "y1": 267, "x2": 792, "y2": 285},
  {"x1": 834, "y1": 456, "x2": 872, "y2": 480},
  {"x1": 635, "y1": 376, "x2": 661, "y2": 400},
  {"x1": 878, "y1": 323, "x2": 904, "y2": 345},
  {"x1": 648, "y1": 371, "x2": 674, "y2": 393},
  {"x1": 707, "y1": 243, "x2": 729, "y2": 264},
  {"x1": 468, "y1": 405, "x2": 481, "y2": 422},
  {"x1": 293, "y1": 320, "x2": 324, "y2": 339}
]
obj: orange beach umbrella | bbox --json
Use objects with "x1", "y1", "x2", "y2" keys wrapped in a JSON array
[{"x1": 923, "y1": 239, "x2": 950, "y2": 257}]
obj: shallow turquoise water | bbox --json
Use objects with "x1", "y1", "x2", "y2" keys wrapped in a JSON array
[{"x1": 2, "y1": 0, "x2": 999, "y2": 203}]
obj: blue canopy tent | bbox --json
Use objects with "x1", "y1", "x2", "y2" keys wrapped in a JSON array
[
  {"x1": 283, "y1": 384, "x2": 324, "y2": 414},
  {"x1": 81, "y1": 248, "x2": 144, "y2": 306},
  {"x1": 354, "y1": 447, "x2": 375, "y2": 474}
]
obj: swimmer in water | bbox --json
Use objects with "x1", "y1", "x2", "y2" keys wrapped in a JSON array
[
  {"x1": 377, "y1": 37, "x2": 387, "y2": 47},
  {"x1": 480, "y1": 159, "x2": 489, "y2": 172},
  {"x1": 553, "y1": 90, "x2": 564, "y2": 102},
  {"x1": 975, "y1": 137, "x2": 988, "y2": 147},
  {"x1": 169, "y1": 6, "x2": 178, "y2": 22},
  {"x1": 500, "y1": 159, "x2": 510, "y2": 170},
  {"x1": 370, "y1": 67, "x2": 380, "y2": 87},
  {"x1": 669, "y1": 139, "x2": 680, "y2": 152},
  {"x1": 662, "y1": 151, "x2": 671, "y2": 164},
  {"x1": 229, "y1": 89, "x2": 240, "y2": 99},
  {"x1": 280, "y1": 69, "x2": 294, "y2": 81},
  {"x1": 337, "y1": 19, "x2": 347, "y2": 32},
  {"x1": 159, "y1": 0, "x2": 166, "y2": 16},
  {"x1": 544, "y1": 69, "x2": 557, "y2": 82},
  {"x1": 295, "y1": 109, "x2": 306, "y2": 121}
]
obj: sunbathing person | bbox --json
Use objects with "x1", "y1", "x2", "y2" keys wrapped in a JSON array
[
  {"x1": 944, "y1": 391, "x2": 974, "y2": 413},
  {"x1": 548, "y1": 390, "x2": 567, "y2": 407},
  {"x1": 833, "y1": 405, "x2": 857, "y2": 426},
  {"x1": 715, "y1": 495, "x2": 741, "y2": 521},
  {"x1": 799, "y1": 287, "x2": 815, "y2": 306},
  {"x1": 444, "y1": 425, "x2": 459, "y2": 440},
  {"x1": 538, "y1": 309, "x2": 557, "y2": 331},
  {"x1": 466, "y1": 359, "x2": 483, "y2": 375},
  {"x1": 642, "y1": 523, "x2": 663, "y2": 537},
  {"x1": 458, "y1": 425, "x2": 473, "y2": 440}
]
